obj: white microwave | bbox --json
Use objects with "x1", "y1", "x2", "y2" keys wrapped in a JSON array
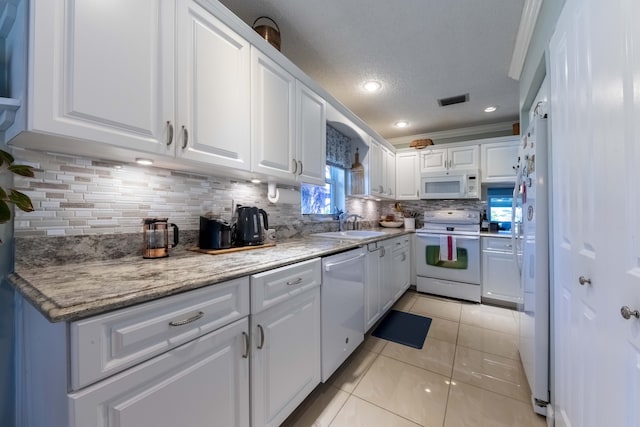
[{"x1": 419, "y1": 170, "x2": 480, "y2": 199}]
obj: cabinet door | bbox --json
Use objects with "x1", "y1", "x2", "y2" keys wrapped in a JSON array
[
  {"x1": 251, "y1": 48, "x2": 296, "y2": 180},
  {"x1": 365, "y1": 247, "x2": 383, "y2": 331},
  {"x1": 69, "y1": 317, "x2": 250, "y2": 427},
  {"x1": 30, "y1": 0, "x2": 174, "y2": 155},
  {"x1": 251, "y1": 288, "x2": 321, "y2": 427},
  {"x1": 392, "y1": 241, "x2": 410, "y2": 301},
  {"x1": 369, "y1": 140, "x2": 384, "y2": 195},
  {"x1": 380, "y1": 241, "x2": 395, "y2": 313},
  {"x1": 176, "y1": 1, "x2": 251, "y2": 170},
  {"x1": 419, "y1": 147, "x2": 448, "y2": 173},
  {"x1": 449, "y1": 145, "x2": 479, "y2": 170},
  {"x1": 395, "y1": 151, "x2": 419, "y2": 200},
  {"x1": 385, "y1": 149, "x2": 396, "y2": 198},
  {"x1": 482, "y1": 250, "x2": 521, "y2": 303},
  {"x1": 480, "y1": 140, "x2": 519, "y2": 183},
  {"x1": 296, "y1": 82, "x2": 327, "y2": 185}
]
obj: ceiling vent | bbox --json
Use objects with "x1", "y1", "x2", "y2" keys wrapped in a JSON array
[{"x1": 438, "y1": 93, "x2": 469, "y2": 107}]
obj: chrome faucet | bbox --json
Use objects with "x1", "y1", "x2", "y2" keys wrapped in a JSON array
[
  {"x1": 338, "y1": 211, "x2": 348, "y2": 231},
  {"x1": 346, "y1": 214, "x2": 363, "y2": 230}
]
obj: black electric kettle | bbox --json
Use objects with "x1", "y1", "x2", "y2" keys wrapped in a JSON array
[{"x1": 234, "y1": 205, "x2": 269, "y2": 246}]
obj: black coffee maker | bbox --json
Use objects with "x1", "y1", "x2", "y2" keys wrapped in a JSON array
[{"x1": 234, "y1": 205, "x2": 269, "y2": 246}]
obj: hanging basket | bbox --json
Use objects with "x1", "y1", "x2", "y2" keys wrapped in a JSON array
[
  {"x1": 409, "y1": 138, "x2": 433, "y2": 149},
  {"x1": 252, "y1": 16, "x2": 281, "y2": 51}
]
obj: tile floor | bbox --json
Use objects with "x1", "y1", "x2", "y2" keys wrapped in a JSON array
[{"x1": 281, "y1": 291, "x2": 547, "y2": 427}]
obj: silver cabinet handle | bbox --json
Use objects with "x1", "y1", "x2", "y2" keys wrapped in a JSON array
[
  {"x1": 241, "y1": 331, "x2": 249, "y2": 358},
  {"x1": 416, "y1": 190, "x2": 419, "y2": 198},
  {"x1": 292, "y1": 158, "x2": 298, "y2": 174},
  {"x1": 169, "y1": 311, "x2": 204, "y2": 327},
  {"x1": 578, "y1": 276, "x2": 591, "y2": 286},
  {"x1": 257, "y1": 324, "x2": 265, "y2": 349},
  {"x1": 166, "y1": 121, "x2": 174, "y2": 147},
  {"x1": 621, "y1": 306, "x2": 640, "y2": 320},
  {"x1": 298, "y1": 160, "x2": 303, "y2": 175},
  {"x1": 401, "y1": 253, "x2": 407, "y2": 262},
  {"x1": 181, "y1": 126, "x2": 189, "y2": 149},
  {"x1": 286, "y1": 277, "x2": 303, "y2": 286}
]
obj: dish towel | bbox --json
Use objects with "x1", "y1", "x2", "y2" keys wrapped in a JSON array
[{"x1": 439, "y1": 235, "x2": 457, "y2": 261}]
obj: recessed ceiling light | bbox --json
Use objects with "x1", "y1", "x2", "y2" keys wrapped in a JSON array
[
  {"x1": 135, "y1": 158, "x2": 153, "y2": 166},
  {"x1": 250, "y1": 178, "x2": 261, "y2": 184},
  {"x1": 362, "y1": 80, "x2": 382, "y2": 92},
  {"x1": 394, "y1": 120, "x2": 409, "y2": 128},
  {"x1": 484, "y1": 106, "x2": 497, "y2": 113}
]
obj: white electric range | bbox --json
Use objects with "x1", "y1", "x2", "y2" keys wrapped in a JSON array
[{"x1": 414, "y1": 210, "x2": 481, "y2": 302}]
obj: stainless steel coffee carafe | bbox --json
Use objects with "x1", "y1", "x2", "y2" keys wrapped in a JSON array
[{"x1": 142, "y1": 218, "x2": 179, "y2": 258}]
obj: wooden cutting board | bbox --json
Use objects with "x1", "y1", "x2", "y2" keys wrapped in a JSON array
[{"x1": 188, "y1": 243, "x2": 276, "y2": 255}]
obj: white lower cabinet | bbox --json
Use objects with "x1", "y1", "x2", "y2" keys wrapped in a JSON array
[
  {"x1": 481, "y1": 237, "x2": 522, "y2": 304},
  {"x1": 250, "y1": 259, "x2": 322, "y2": 427},
  {"x1": 391, "y1": 236, "x2": 411, "y2": 301},
  {"x1": 365, "y1": 236, "x2": 410, "y2": 332},
  {"x1": 18, "y1": 276, "x2": 251, "y2": 427},
  {"x1": 69, "y1": 317, "x2": 250, "y2": 427}
]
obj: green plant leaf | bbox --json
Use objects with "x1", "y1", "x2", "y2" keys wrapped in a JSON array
[
  {"x1": 9, "y1": 189, "x2": 34, "y2": 212},
  {"x1": 8, "y1": 164, "x2": 35, "y2": 177},
  {"x1": 0, "y1": 187, "x2": 7, "y2": 201},
  {"x1": 0, "y1": 200, "x2": 10, "y2": 224},
  {"x1": 0, "y1": 149, "x2": 14, "y2": 167}
]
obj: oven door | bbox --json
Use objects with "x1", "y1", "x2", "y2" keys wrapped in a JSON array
[{"x1": 414, "y1": 233, "x2": 481, "y2": 284}]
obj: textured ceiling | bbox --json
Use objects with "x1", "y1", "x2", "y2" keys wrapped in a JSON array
[{"x1": 218, "y1": 0, "x2": 524, "y2": 140}]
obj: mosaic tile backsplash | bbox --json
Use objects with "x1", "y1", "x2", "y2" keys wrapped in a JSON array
[{"x1": 12, "y1": 149, "x2": 383, "y2": 239}]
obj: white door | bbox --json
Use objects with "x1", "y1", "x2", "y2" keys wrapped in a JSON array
[
  {"x1": 549, "y1": 0, "x2": 638, "y2": 425},
  {"x1": 448, "y1": 145, "x2": 479, "y2": 170},
  {"x1": 176, "y1": 1, "x2": 251, "y2": 170},
  {"x1": 368, "y1": 140, "x2": 384, "y2": 196},
  {"x1": 591, "y1": 0, "x2": 640, "y2": 425},
  {"x1": 296, "y1": 82, "x2": 326, "y2": 185},
  {"x1": 419, "y1": 147, "x2": 448, "y2": 173},
  {"x1": 69, "y1": 318, "x2": 250, "y2": 427},
  {"x1": 251, "y1": 48, "x2": 296, "y2": 180},
  {"x1": 251, "y1": 288, "x2": 321, "y2": 427},
  {"x1": 385, "y1": 149, "x2": 396, "y2": 198},
  {"x1": 480, "y1": 140, "x2": 519, "y2": 183},
  {"x1": 30, "y1": 0, "x2": 174, "y2": 154},
  {"x1": 395, "y1": 151, "x2": 419, "y2": 200},
  {"x1": 365, "y1": 245, "x2": 383, "y2": 332}
]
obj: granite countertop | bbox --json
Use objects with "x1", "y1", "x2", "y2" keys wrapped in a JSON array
[{"x1": 9, "y1": 228, "x2": 410, "y2": 323}]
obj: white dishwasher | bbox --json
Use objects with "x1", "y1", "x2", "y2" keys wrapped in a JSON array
[{"x1": 321, "y1": 247, "x2": 366, "y2": 382}]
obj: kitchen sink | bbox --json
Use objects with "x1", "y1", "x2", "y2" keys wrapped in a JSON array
[{"x1": 310, "y1": 230, "x2": 387, "y2": 240}]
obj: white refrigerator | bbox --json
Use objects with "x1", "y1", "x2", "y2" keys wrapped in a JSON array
[{"x1": 513, "y1": 103, "x2": 550, "y2": 416}]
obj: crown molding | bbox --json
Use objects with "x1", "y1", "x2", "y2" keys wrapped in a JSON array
[
  {"x1": 387, "y1": 121, "x2": 514, "y2": 146},
  {"x1": 508, "y1": 0, "x2": 544, "y2": 81}
]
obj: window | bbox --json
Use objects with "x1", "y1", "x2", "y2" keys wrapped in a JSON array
[
  {"x1": 301, "y1": 165, "x2": 345, "y2": 215},
  {"x1": 487, "y1": 187, "x2": 522, "y2": 230}
]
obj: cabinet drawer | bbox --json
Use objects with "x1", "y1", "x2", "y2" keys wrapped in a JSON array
[
  {"x1": 251, "y1": 258, "x2": 321, "y2": 313},
  {"x1": 482, "y1": 237, "x2": 516, "y2": 252},
  {"x1": 390, "y1": 235, "x2": 410, "y2": 249},
  {"x1": 70, "y1": 277, "x2": 249, "y2": 391}
]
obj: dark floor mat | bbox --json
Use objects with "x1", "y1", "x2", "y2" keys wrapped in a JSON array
[{"x1": 371, "y1": 310, "x2": 432, "y2": 349}]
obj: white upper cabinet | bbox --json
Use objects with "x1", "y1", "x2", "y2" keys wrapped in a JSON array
[
  {"x1": 295, "y1": 81, "x2": 327, "y2": 185},
  {"x1": 175, "y1": 1, "x2": 251, "y2": 170},
  {"x1": 384, "y1": 147, "x2": 396, "y2": 199},
  {"x1": 27, "y1": 0, "x2": 252, "y2": 171},
  {"x1": 480, "y1": 139, "x2": 519, "y2": 183},
  {"x1": 29, "y1": 0, "x2": 175, "y2": 154},
  {"x1": 251, "y1": 47, "x2": 296, "y2": 180},
  {"x1": 420, "y1": 145, "x2": 479, "y2": 174},
  {"x1": 395, "y1": 150, "x2": 419, "y2": 200},
  {"x1": 251, "y1": 48, "x2": 326, "y2": 185},
  {"x1": 368, "y1": 139, "x2": 395, "y2": 199}
]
